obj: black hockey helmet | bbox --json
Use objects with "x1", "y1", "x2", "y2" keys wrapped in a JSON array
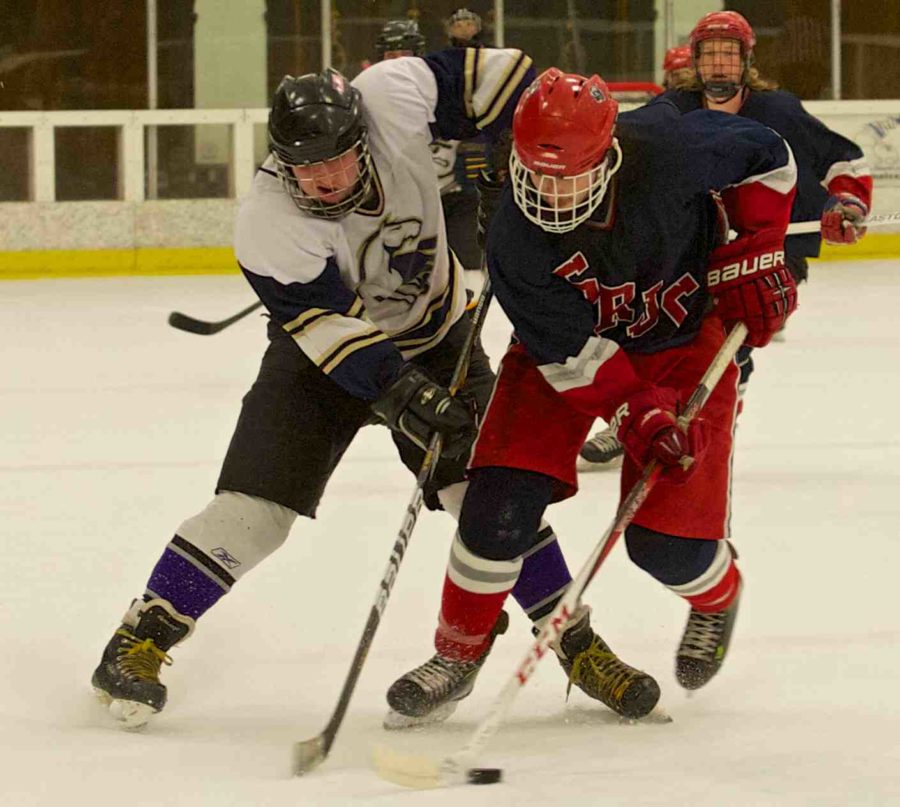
[
  {"x1": 375, "y1": 19, "x2": 426, "y2": 58},
  {"x1": 267, "y1": 70, "x2": 374, "y2": 219}
]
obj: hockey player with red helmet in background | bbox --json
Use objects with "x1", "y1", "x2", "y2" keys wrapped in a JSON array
[
  {"x1": 663, "y1": 44, "x2": 694, "y2": 89},
  {"x1": 386, "y1": 67, "x2": 797, "y2": 725},
  {"x1": 581, "y1": 10, "x2": 872, "y2": 470}
]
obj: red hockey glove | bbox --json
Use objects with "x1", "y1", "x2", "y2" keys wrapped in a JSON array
[
  {"x1": 611, "y1": 386, "x2": 709, "y2": 482},
  {"x1": 821, "y1": 192, "x2": 868, "y2": 245},
  {"x1": 708, "y1": 230, "x2": 798, "y2": 348}
]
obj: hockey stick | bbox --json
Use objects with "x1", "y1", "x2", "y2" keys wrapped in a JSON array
[
  {"x1": 167, "y1": 301, "x2": 264, "y2": 335},
  {"x1": 292, "y1": 277, "x2": 495, "y2": 776},
  {"x1": 785, "y1": 209, "x2": 900, "y2": 236},
  {"x1": 374, "y1": 321, "x2": 749, "y2": 789}
]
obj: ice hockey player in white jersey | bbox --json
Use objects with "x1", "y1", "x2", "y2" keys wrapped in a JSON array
[
  {"x1": 90, "y1": 46, "x2": 656, "y2": 731},
  {"x1": 89, "y1": 46, "x2": 530, "y2": 728}
]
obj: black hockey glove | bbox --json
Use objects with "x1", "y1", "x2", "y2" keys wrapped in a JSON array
[
  {"x1": 476, "y1": 128, "x2": 513, "y2": 250},
  {"x1": 371, "y1": 365, "x2": 477, "y2": 459},
  {"x1": 476, "y1": 171, "x2": 506, "y2": 251}
]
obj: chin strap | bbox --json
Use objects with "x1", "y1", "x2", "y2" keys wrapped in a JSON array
[{"x1": 703, "y1": 81, "x2": 742, "y2": 103}]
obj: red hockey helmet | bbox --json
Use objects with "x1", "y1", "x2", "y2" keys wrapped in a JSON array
[
  {"x1": 663, "y1": 45, "x2": 692, "y2": 73},
  {"x1": 689, "y1": 11, "x2": 756, "y2": 58},
  {"x1": 510, "y1": 68, "x2": 622, "y2": 233},
  {"x1": 689, "y1": 12, "x2": 755, "y2": 102}
]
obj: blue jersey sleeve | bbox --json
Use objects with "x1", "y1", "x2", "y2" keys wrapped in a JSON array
[
  {"x1": 422, "y1": 47, "x2": 535, "y2": 142},
  {"x1": 241, "y1": 259, "x2": 404, "y2": 401}
]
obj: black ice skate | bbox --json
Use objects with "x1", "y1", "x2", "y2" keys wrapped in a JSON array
[
  {"x1": 578, "y1": 426, "x2": 624, "y2": 469},
  {"x1": 553, "y1": 605, "x2": 660, "y2": 720},
  {"x1": 675, "y1": 584, "x2": 742, "y2": 690},
  {"x1": 383, "y1": 610, "x2": 509, "y2": 729},
  {"x1": 92, "y1": 598, "x2": 194, "y2": 728}
]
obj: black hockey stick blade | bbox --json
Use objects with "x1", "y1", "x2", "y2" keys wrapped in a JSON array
[{"x1": 167, "y1": 301, "x2": 264, "y2": 335}]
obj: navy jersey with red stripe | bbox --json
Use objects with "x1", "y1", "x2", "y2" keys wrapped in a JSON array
[
  {"x1": 652, "y1": 89, "x2": 872, "y2": 259},
  {"x1": 486, "y1": 100, "x2": 795, "y2": 419}
]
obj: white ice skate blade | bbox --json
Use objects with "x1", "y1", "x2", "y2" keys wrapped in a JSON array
[
  {"x1": 576, "y1": 454, "x2": 623, "y2": 472},
  {"x1": 382, "y1": 701, "x2": 459, "y2": 731},
  {"x1": 93, "y1": 687, "x2": 156, "y2": 729},
  {"x1": 618, "y1": 705, "x2": 673, "y2": 725}
]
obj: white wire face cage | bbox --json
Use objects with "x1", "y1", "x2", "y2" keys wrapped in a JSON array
[
  {"x1": 272, "y1": 135, "x2": 374, "y2": 220},
  {"x1": 509, "y1": 139, "x2": 623, "y2": 234}
]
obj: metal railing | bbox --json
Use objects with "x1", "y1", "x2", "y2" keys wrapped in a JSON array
[
  {"x1": 2, "y1": 100, "x2": 897, "y2": 205},
  {"x1": 0, "y1": 107, "x2": 268, "y2": 203}
]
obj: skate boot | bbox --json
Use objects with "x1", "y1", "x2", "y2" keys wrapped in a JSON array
[
  {"x1": 384, "y1": 610, "x2": 509, "y2": 729},
  {"x1": 92, "y1": 598, "x2": 194, "y2": 728},
  {"x1": 552, "y1": 605, "x2": 660, "y2": 720},
  {"x1": 676, "y1": 583, "x2": 742, "y2": 690},
  {"x1": 578, "y1": 426, "x2": 624, "y2": 470}
]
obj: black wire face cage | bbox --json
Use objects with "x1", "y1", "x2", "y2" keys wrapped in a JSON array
[
  {"x1": 272, "y1": 132, "x2": 374, "y2": 221},
  {"x1": 695, "y1": 39, "x2": 750, "y2": 102}
]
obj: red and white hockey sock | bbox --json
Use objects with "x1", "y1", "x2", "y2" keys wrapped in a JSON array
[
  {"x1": 435, "y1": 531, "x2": 522, "y2": 662},
  {"x1": 667, "y1": 540, "x2": 741, "y2": 613}
]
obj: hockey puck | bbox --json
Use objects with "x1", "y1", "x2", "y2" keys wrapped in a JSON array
[{"x1": 467, "y1": 767, "x2": 502, "y2": 785}]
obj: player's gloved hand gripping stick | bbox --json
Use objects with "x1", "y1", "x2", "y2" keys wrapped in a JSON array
[{"x1": 374, "y1": 321, "x2": 748, "y2": 789}]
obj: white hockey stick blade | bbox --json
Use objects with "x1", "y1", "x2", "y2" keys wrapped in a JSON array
[
  {"x1": 785, "y1": 209, "x2": 900, "y2": 236},
  {"x1": 292, "y1": 734, "x2": 326, "y2": 776},
  {"x1": 372, "y1": 744, "x2": 472, "y2": 789}
]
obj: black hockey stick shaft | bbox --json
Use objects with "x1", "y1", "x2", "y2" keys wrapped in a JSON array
[
  {"x1": 167, "y1": 301, "x2": 264, "y2": 335},
  {"x1": 292, "y1": 277, "x2": 494, "y2": 776}
]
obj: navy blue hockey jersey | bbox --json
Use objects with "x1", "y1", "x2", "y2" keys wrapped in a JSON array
[
  {"x1": 653, "y1": 89, "x2": 872, "y2": 259},
  {"x1": 486, "y1": 101, "x2": 795, "y2": 414}
]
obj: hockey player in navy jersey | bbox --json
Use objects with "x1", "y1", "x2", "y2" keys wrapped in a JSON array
[
  {"x1": 91, "y1": 48, "x2": 657, "y2": 731},
  {"x1": 580, "y1": 10, "x2": 872, "y2": 470},
  {"x1": 386, "y1": 67, "x2": 797, "y2": 721}
]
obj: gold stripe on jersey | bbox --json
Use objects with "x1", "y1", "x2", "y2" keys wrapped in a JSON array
[
  {"x1": 476, "y1": 52, "x2": 533, "y2": 131},
  {"x1": 463, "y1": 47, "x2": 484, "y2": 120},
  {"x1": 346, "y1": 296, "x2": 366, "y2": 318},
  {"x1": 282, "y1": 307, "x2": 331, "y2": 335},
  {"x1": 319, "y1": 329, "x2": 391, "y2": 376},
  {"x1": 281, "y1": 296, "x2": 366, "y2": 337}
]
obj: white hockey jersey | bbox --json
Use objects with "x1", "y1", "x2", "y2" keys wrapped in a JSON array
[{"x1": 235, "y1": 47, "x2": 534, "y2": 400}]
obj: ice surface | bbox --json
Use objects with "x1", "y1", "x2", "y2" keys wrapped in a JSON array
[{"x1": 2, "y1": 262, "x2": 899, "y2": 806}]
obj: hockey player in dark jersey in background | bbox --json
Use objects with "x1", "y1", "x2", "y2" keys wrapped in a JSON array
[
  {"x1": 91, "y1": 45, "x2": 657, "y2": 731},
  {"x1": 580, "y1": 10, "x2": 872, "y2": 470},
  {"x1": 386, "y1": 66, "x2": 798, "y2": 723},
  {"x1": 434, "y1": 9, "x2": 489, "y2": 286}
]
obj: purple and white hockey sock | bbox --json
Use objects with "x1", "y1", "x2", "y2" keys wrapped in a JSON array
[
  {"x1": 511, "y1": 524, "x2": 573, "y2": 627},
  {"x1": 144, "y1": 535, "x2": 234, "y2": 620}
]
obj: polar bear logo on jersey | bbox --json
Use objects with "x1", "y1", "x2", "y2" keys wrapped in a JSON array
[{"x1": 358, "y1": 217, "x2": 438, "y2": 315}]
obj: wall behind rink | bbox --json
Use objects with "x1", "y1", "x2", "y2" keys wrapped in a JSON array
[{"x1": 1, "y1": 102, "x2": 898, "y2": 280}]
